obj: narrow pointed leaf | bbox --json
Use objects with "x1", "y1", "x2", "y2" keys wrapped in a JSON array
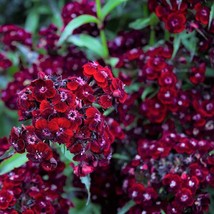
[
  {"x1": 208, "y1": 4, "x2": 214, "y2": 29},
  {"x1": 101, "y1": 0, "x2": 127, "y2": 20},
  {"x1": 80, "y1": 175, "x2": 91, "y2": 206},
  {"x1": 58, "y1": 15, "x2": 99, "y2": 46},
  {"x1": 0, "y1": 147, "x2": 15, "y2": 160},
  {"x1": 67, "y1": 34, "x2": 106, "y2": 58},
  {"x1": 118, "y1": 200, "x2": 135, "y2": 214},
  {"x1": 0, "y1": 153, "x2": 28, "y2": 175}
]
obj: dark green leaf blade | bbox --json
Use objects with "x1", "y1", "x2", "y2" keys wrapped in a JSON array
[
  {"x1": 118, "y1": 200, "x2": 135, "y2": 214},
  {"x1": 101, "y1": 0, "x2": 127, "y2": 21},
  {"x1": 0, "y1": 153, "x2": 28, "y2": 175},
  {"x1": 80, "y1": 175, "x2": 91, "y2": 206},
  {"x1": 67, "y1": 34, "x2": 106, "y2": 58},
  {"x1": 58, "y1": 15, "x2": 99, "y2": 46}
]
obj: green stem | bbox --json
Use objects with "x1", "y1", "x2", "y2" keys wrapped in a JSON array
[
  {"x1": 95, "y1": 0, "x2": 109, "y2": 59},
  {"x1": 100, "y1": 30, "x2": 109, "y2": 58},
  {"x1": 95, "y1": 0, "x2": 102, "y2": 20},
  {"x1": 149, "y1": 27, "x2": 155, "y2": 46}
]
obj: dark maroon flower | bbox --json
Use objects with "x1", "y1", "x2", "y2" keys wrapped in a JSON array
[
  {"x1": 31, "y1": 79, "x2": 56, "y2": 102},
  {"x1": 110, "y1": 78, "x2": 127, "y2": 103},
  {"x1": 158, "y1": 71, "x2": 177, "y2": 87},
  {"x1": 48, "y1": 117, "x2": 73, "y2": 143},
  {"x1": 141, "y1": 96, "x2": 167, "y2": 123},
  {"x1": 165, "y1": 12, "x2": 186, "y2": 33},
  {"x1": 0, "y1": 53, "x2": 12, "y2": 70},
  {"x1": 0, "y1": 190, "x2": 14, "y2": 210},
  {"x1": 175, "y1": 188, "x2": 194, "y2": 207},
  {"x1": 98, "y1": 95, "x2": 113, "y2": 109},
  {"x1": 52, "y1": 88, "x2": 76, "y2": 113},
  {"x1": 9, "y1": 127, "x2": 25, "y2": 153},
  {"x1": 26, "y1": 142, "x2": 53, "y2": 163},
  {"x1": 85, "y1": 107, "x2": 104, "y2": 132},
  {"x1": 35, "y1": 118, "x2": 54, "y2": 140},
  {"x1": 0, "y1": 25, "x2": 32, "y2": 50},
  {"x1": 195, "y1": 3, "x2": 210, "y2": 25},
  {"x1": 158, "y1": 87, "x2": 177, "y2": 105},
  {"x1": 163, "y1": 173, "x2": 182, "y2": 193}
]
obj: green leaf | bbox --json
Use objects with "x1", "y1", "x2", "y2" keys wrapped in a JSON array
[
  {"x1": 70, "y1": 199, "x2": 101, "y2": 214},
  {"x1": 208, "y1": 4, "x2": 214, "y2": 29},
  {"x1": 161, "y1": 210, "x2": 166, "y2": 214},
  {"x1": 209, "y1": 150, "x2": 214, "y2": 155},
  {"x1": 125, "y1": 83, "x2": 142, "y2": 93},
  {"x1": 129, "y1": 17, "x2": 151, "y2": 30},
  {"x1": 101, "y1": 0, "x2": 127, "y2": 21},
  {"x1": 58, "y1": 15, "x2": 99, "y2": 46},
  {"x1": 171, "y1": 34, "x2": 181, "y2": 59},
  {"x1": 112, "y1": 153, "x2": 130, "y2": 161},
  {"x1": 103, "y1": 107, "x2": 114, "y2": 116},
  {"x1": 118, "y1": 200, "x2": 135, "y2": 214},
  {"x1": 141, "y1": 86, "x2": 155, "y2": 101},
  {"x1": 80, "y1": 175, "x2": 91, "y2": 206},
  {"x1": 25, "y1": 9, "x2": 39, "y2": 33},
  {"x1": 16, "y1": 44, "x2": 39, "y2": 64},
  {"x1": 0, "y1": 147, "x2": 15, "y2": 160},
  {"x1": 67, "y1": 34, "x2": 106, "y2": 58},
  {"x1": 206, "y1": 67, "x2": 214, "y2": 77},
  {"x1": 0, "y1": 153, "x2": 28, "y2": 175}
]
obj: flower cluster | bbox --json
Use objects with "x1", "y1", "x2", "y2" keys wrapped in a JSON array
[
  {"x1": 149, "y1": 0, "x2": 211, "y2": 33},
  {"x1": 122, "y1": 131, "x2": 214, "y2": 213},
  {"x1": 0, "y1": 144, "x2": 71, "y2": 213},
  {"x1": 9, "y1": 62, "x2": 127, "y2": 176}
]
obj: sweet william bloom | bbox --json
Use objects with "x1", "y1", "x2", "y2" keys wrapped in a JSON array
[
  {"x1": 26, "y1": 142, "x2": 53, "y2": 163},
  {"x1": 98, "y1": 95, "x2": 113, "y2": 109},
  {"x1": 163, "y1": 173, "x2": 182, "y2": 193},
  {"x1": 0, "y1": 190, "x2": 14, "y2": 210},
  {"x1": 165, "y1": 12, "x2": 186, "y2": 33},
  {"x1": 35, "y1": 118, "x2": 54, "y2": 140},
  {"x1": 110, "y1": 78, "x2": 127, "y2": 103},
  {"x1": 31, "y1": 79, "x2": 56, "y2": 102},
  {"x1": 48, "y1": 117, "x2": 73, "y2": 143},
  {"x1": 195, "y1": 3, "x2": 210, "y2": 25},
  {"x1": 9, "y1": 127, "x2": 25, "y2": 153},
  {"x1": 52, "y1": 88, "x2": 76, "y2": 113},
  {"x1": 0, "y1": 53, "x2": 12, "y2": 70},
  {"x1": 85, "y1": 107, "x2": 104, "y2": 132},
  {"x1": 175, "y1": 188, "x2": 194, "y2": 207}
]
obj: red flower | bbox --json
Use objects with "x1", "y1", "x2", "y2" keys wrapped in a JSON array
[
  {"x1": 31, "y1": 79, "x2": 56, "y2": 102},
  {"x1": 98, "y1": 95, "x2": 113, "y2": 109},
  {"x1": 27, "y1": 142, "x2": 53, "y2": 163},
  {"x1": 110, "y1": 78, "x2": 127, "y2": 103},
  {"x1": 141, "y1": 97, "x2": 167, "y2": 123},
  {"x1": 182, "y1": 176, "x2": 199, "y2": 193},
  {"x1": 158, "y1": 87, "x2": 177, "y2": 105},
  {"x1": 52, "y1": 88, "x2": 76, "y2": 112},
  {"x1": 0, "y1": 190, "x2": 14, "y2": 210},
  {"x1": 85, "y1": 107, "x2": 104, "y2": 132},
  {"x1": 163, "y1": 173, "x2": 182, "y2": 193},
  {"x1": 195, "y1": 3, "x2": 210, "y2": 25},
  {"x1": 158, "y1": 71, "x2": 177, "y2": 87},
  {"x1": 66, "y1": 109, "x2": 82, "y2": 132},
  {"x1": 165, "y1": 12, "x2": 186, "y2": 33},
  {"x1": 67, "y1": 76, "x2": 86, "y2": 91},
  {"x1": 48, "y1": 117, "x2": 73, "y2": 143},
  {"x1": 147, "y1": 56, "x2": 167, "y2": 71},
  {"x1": 175, "y1": 188, "x2": 194, "y2": 207},
  {"x1": 35, "y1": 118, "x2": 54, "y2": 140},
  {"x1": 9, "y1": 127, "x2": 25, "y2": 153}
]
